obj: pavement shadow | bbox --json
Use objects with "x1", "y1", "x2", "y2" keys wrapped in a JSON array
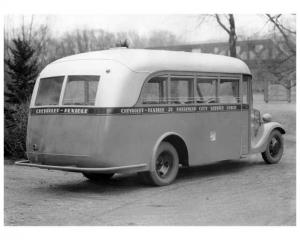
[
  {"x1": 42, "y1": 172, "x2": 145, "y2": 195},
  {"x1": 177, "y1": 158, "x2": 265, "y2": 181},
  {"x1": 41, "y1": 158, "x2": 265, "y2": 195}
]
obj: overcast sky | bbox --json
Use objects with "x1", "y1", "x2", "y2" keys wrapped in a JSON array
[{"x1": 5, "y1": 14, "x2": 296, "y2": 43}]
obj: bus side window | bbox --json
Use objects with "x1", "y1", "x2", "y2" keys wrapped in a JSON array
[
  {"x1": 196, "y1": 78, "x2": 217, "y2": 104},
  {"x1": 219, "y1": 79, "x2": 240, "y2": 104},
  {"x1": 170, "y1": 77, "x2": 194, "y2": 104},
  {"x1": 142, "y1": 76, "x2": 168, "y2": 104}
]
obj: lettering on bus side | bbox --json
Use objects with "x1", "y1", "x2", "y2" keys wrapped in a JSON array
[
  {"x1": 175, "y1": 106, "x2": 197, "y2": 112},
  {"x1": 209, "y1": 105, "x2": 225, "y2": 111},
  {"x1": 120, "y1": 108, "x2": 144, "y2": 114},
  {"x1": 30, "y1": 104, "x2": 248, "y2": 115},
  {"x1": 32, "y1": 107, "x2": 89, "y2": 115},
  {"x1": 35, "y1": 108, "x2": 60, "y2": 114},
  {"x1": 63, "y1": 108, "x2": 88, "y2": 114},
  {"x1": 225, "y1": 105, "x2": 237, "y2": 111},
  {"x1": 198, "y1": 106, "x2": 209, "y2": 112},
  {"x1": 146, "y1": 107, "x2": 166, "y2": 113}
]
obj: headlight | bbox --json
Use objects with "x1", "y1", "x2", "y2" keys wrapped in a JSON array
[{"x1": 262, "y1": 113, "x2": 272, "y2": 123}]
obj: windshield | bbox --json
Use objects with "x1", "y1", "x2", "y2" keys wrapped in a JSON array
[
  {"x1": 63, "y1": 75, "x2": 100, "y2": 106},
  {"x1": 35, "y1": 76, "x2": 64, "y2": 106}
]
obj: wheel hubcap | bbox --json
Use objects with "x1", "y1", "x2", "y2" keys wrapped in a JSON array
[
  {"x1": 269, "y1": 136, "x2": 281, "y2": 157},
  {"x1": 156, "y1": 151, "x2": 173, "y2": 178}
]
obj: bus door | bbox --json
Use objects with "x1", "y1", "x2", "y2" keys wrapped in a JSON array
[
  {"x1": 212, "y1": 76, "x2": 243, "y2": 160},
  {"x1": 190, "y1": 75, "x2": 242, "y2": 165}
]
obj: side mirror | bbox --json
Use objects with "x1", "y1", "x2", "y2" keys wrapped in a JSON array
[
  {"x1": 251, "y1": 109, "x2": 262, "y2": 137},
  {"x1": 252, "y1": 109, "x2": 262, "y2": 125}
]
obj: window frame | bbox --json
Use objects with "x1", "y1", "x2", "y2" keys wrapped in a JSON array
[
  {"x1": 137, "y1": 71, "x2": 243, "y2": 106},
  {"x1": 169, "y1": 75, "x2": 195, "y2": 104},
  {"x1": 242, "y1": 74, "x2": 251, "y2": 105},
  {"x1": 195, "y1": 76, "x2": 218, "y2": 104},
  {"x1": 34, "y1": 76, "x2": 65, "y2": 107},
  {"x1": 140, "y1": 75, "x2": 169, "y2": 105},
  {"x1": 62, "y1": 75, "x2": 101, "y2": 106},
  {"x1": 218, "y1": 76, "x2": 241, "y2": 104}
]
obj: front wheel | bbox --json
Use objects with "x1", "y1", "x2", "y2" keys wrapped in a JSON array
[
  {"x1": 82, "y1": 172, "x2": 114, "y2": 182},
  {"x1": 262, "y1": 130, "x2": 284, "y2": 164},
  {"x1": 139, "y1": 142, "x2": 179, "y2": 186}
]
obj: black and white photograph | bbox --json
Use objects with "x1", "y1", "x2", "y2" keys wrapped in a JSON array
[{"x1": 1, "y1": 0, "x2": 297, "y2": 233}]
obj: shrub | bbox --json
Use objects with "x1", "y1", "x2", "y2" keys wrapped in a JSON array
[
  {"x1": 4, "y1": 37, "x2": 38, "y2": 159},
  {"x1": 4, "y1": 102, "x2": 29, "y2": 159}
]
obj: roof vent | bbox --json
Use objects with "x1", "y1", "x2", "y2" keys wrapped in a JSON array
[{"x1": 109, "y1": 47, "x2": 128, "y2": 50}]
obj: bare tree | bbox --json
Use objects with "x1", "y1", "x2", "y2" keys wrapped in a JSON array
[
  {"x1": 265, "y1": 14, "x2": 296, "y2": 89},
  {"x1": 146, "y1": 30, "x2": 182, "y2": 47},
  {"x1": 4, "y1": 15, "x2": 51, "y2": 70},
  {"x1": 215, "y1": 14, "x2": 237, "y2": 57},
  {"x1": 115, "y1": 39, "x2": 129, "y2": 48},
  {"x1": 266, "y1": 14, "x2": 296, "y2": 55},
  {"x1": 253, "y1": 14, "x2": 296, "y2": 102},
  {"x1": 197, "y1": 14, "x2": 237, "y2": 57},
  {"x1": 125, "y1": 31, "x2": 148, "y2": 48}
]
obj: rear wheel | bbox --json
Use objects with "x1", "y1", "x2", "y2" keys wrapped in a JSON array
[
  {"x1": 82, "y1": 172, "x2": 114, "y2": 182},
  {"x1": 262, "y1": 130, "x2": 284, "y2": 164},
  {"x1": 139, "y1": 142, "x2": 179, "y2": 186}
]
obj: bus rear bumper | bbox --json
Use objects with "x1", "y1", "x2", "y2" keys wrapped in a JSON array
[{"x1": 15, "y1": 160, "x2": 148, "y2": 174}]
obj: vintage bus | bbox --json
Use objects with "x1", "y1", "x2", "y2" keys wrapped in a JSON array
[{"x1": 16, "y1": 49, "x2": 285, "y2": 186}]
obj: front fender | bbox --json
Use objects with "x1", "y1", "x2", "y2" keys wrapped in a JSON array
[{"x1": 251, "y1": 122, "x2": 285, "y2": 153}]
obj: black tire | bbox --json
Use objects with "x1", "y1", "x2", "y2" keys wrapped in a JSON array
[
  {"x1": 139, "y1": 142, "x2": 179, "y2": 186},
  {"x1": 82, "y1": 172, "x2": 114, "y2": 182},
  {"x1": 262, "y1": 130, "x2": 284, "y2": 164}
]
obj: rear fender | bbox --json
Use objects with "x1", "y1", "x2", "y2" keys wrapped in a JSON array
[
  {"x1": 151, "y1": 132, "x2": 186, "y2": 170},
  {"x1": 251, "y1": 122, "x2": 285, "y2": 153}
]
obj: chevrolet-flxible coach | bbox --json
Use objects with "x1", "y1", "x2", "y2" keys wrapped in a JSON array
[{"x1": 16, "y1": 49, "x2": 285, "y2": 186}]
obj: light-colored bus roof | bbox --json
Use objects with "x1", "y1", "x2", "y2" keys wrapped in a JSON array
[{"x1": 53, "y1": 48, "x2": 251, "y2": 75}]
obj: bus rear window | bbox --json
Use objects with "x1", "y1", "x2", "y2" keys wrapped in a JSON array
[
  {"x1": 63, "y1": 75, "x2": 100, "y2": 106},
  {"x1": 35, "y1": 76, "x2": 64, "y2": 106}
]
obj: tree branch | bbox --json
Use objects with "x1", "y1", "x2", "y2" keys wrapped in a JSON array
[
  {"x1": 215, "y1": 14, "x2": 230, "y2": 34},
  {"x1": 266, "y1": 14, "x2": 296, "y2": 55}
]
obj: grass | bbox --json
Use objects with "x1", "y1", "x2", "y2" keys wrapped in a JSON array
[{"x1": 253, "y1": 93, "x2": 296, "y2": 140}]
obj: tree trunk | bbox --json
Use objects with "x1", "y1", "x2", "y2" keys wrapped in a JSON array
[
  {"x1": 228, "y1": 14, "x2": 237, "y2": 57},
  {"x1": 215, "y1": 14, "x2": 237, "y2": 58}
]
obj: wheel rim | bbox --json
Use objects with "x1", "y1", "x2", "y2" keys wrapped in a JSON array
[
  {"x1": 156, "y1": 151, "x2": 173, "y2": 179},
  {"x1": 269, "y1": 135, "x2": 282, "y2": 158}
]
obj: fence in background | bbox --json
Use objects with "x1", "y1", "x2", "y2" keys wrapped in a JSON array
[{"x1": 149, "y1": 39, "x2": 295, "y2": 103}]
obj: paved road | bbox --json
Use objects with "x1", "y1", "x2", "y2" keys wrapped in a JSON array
[{"x1": 4, "y1": 138, "x2": 295, "y2": 226}]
